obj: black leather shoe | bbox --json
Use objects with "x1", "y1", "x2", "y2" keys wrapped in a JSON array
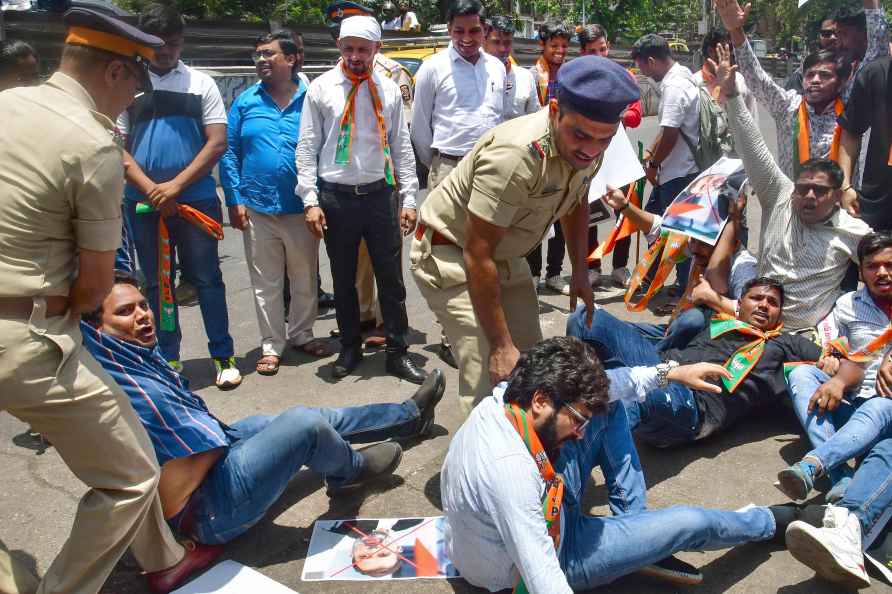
[
  {"x1": 411, "y1": 368, "x2": 445, "y2": 437},
  {"x1": 386, "y1": 354, "x2": 427, "y2": 384},
  {"x1": 438, "y1": 342, "x2": 458, "y2": 368},
  {"x1": 318, "y1": 290, "x2": 335, "y2": 309},
  {"x1": 333, "y1": 346, "x2": 362, "y2": 378},
  {"x1": 326, "y1": 442, "x2": 403, "y2": 496}
]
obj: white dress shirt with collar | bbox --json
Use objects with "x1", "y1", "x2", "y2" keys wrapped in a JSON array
[
  {"x1": 295, "y1": 62, "x2": 418, "y2": 209},
  {"x1": 504, "y1": 64, "x2": 541, "y2": 120},
  {"x1": 410, "y1": 44, "x2": 506, "y2": 166}
]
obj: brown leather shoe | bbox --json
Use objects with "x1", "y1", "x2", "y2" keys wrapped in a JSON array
[{"x1": 145, "y1": 540, "x2": 224, "y2": 594}]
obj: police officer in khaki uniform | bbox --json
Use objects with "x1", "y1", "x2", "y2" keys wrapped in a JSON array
[
  {"x1": 0, "y1": 9, "x2": 218, "y2": 594},
  {"x1": 325, "y1": 1, "x2": 415, "y2": 338},
  {"x1": 411, "y1": 56, "x2": 640, "y2": 413}
]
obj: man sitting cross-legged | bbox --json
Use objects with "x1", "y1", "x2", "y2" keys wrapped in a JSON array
[
  {"x1": 569, "y1": 277, "x2": 862, "y2": 447},
  {"x1": 441, "y1": 336, "x2": 818, "y2": 593},
  {"x1": 781, "y1": 232, "x2": 892, "y2": 503},
  {"x1": 80, "y1": 272, "x2": 445, "y2": 545}
]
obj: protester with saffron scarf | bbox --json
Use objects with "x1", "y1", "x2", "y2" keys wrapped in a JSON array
[
  {"x1": 441, "y1": 336, "x2": 817, "y2": 593},
  {"x1": 296, "y1": 15, "x2": 426, "y2": 384},
  {"x1": 571, "y1": 277, "x2": 863, "y2": 447}
]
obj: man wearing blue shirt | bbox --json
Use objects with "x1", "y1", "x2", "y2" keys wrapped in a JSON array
[{"x1": 220, "y1": 31, "x2": 333, "y2": 377}]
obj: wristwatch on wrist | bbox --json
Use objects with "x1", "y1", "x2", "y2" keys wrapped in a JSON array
[{"x1": 656, "y1": 360, "x2": 679, "y2": 387}]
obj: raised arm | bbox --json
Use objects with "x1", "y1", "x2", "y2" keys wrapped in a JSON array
[{"x1": 861, "y1": 0, "x2": 890, "y2": 68}]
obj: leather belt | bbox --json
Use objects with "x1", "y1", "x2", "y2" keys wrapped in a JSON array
[
  {"x1": 0, "y1": 295, "x2": 69, "y2": 319},
  {"x1": 432, "y1": 149, "x2": 463, "y2": 162},
  {"x1": 319, "y1": 178, "x2": 390, "y2": 196},
  {"x1": 415, "y1": 223, "x2": 454, "y2": 246}
]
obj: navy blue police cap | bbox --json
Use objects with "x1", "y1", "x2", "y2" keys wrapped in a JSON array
[
  {"x1": 326, "y1": 1, "x2": 375, "y2": 25},
  {"x1": 556, "y1": 55, "x2": 641, "y2": 124},
  {"x1": 64, "y1": 7, "x2": 163, "y2": 61}
]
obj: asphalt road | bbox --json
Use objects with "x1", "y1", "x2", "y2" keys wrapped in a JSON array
[{"x1": 2, "y1": 106, "x2": 891, "y2": 593}]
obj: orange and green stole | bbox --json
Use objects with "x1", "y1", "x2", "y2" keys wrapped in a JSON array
[
  {"x1": 335, "y1": 62, "x2": 395, "y2": 186},
  {"x1": 504, "y1": 404, "x2": 564, "y2": 594},
  {"x1": 710, "y1": 313, "x2": 783, "y2": 392},
  {"x1": 624, "y1": 230, "x2": 690, "y2": 312},
  {"x1": 136, "y1": 202, "x2": 224, "y2": 332},
  {"x1": 533, "y1": 57, "x2": 554, "y2": 106},
  {"x1": 793, "y1": 98, "x2": 843, "y2": 170}
]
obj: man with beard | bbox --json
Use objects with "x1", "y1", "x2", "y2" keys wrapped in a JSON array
[
  {"x1": 411, "y1": 55, "x2": 638, "y2": 413},
  {"x1": 297, "y1": 15, "x2": 426, "y2": 384},
  {"x1": 441, "y1": 336, "x2": 813, "y2": 592}
]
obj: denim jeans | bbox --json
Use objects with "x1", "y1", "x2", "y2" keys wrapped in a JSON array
[
  {"x1": 788, "y1": 365, "x2": 892, "y2": 484},
  {"x1": 190, "y1": 401, "x2": 421, "y2": 544},
  {"x1": 557, "y1": 416, "x2": 774, "y2": 588},
  {"x1": 568, "y1": 307, "x2": 699, "y2": 446},
  {"x1": 127, "y1": 199, "x2": 234, "y2": 361},
  {"x1": 840, "y1": 437, "x2": 892, "y2": 548},
  {"x1": 556, "y1": 400, "x2": 647, "y2": 517},
  {"x1": 632, "y1": 306, "x2": 709, "y2": 352}
]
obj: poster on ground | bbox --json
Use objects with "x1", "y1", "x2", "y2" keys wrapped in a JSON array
[
  {"x1": 659, "y1": 156, "x2": 745, "y2": 245},
  {"x1": 302, "y1": 517, "x2": 458, "y2": 581},
  {"x1": 171, "y1": 560, "x2": 299, "y2": 593}
]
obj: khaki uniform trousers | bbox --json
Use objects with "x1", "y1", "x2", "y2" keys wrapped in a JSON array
[
  {"x1": 0, "y1": 309, "x2": 183, "y2": 594},
  {"x1": 410, "y1": 233, "x2": 542, "y2": 415},
  {"x1": 243, "y1": 208, "x2": 319, "y2": 356}
]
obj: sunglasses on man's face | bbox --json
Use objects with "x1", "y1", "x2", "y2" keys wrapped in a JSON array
[
  {"x1": 793, "y1": 183, "x2": 835, "y2": 198},
  {"x1": 820, "y1": 29, "x2": 838, "y2": 38}
]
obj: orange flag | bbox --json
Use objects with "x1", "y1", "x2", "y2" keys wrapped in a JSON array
[{"x1": 588, "y1": 184, "x2": 641, "y2": 263}]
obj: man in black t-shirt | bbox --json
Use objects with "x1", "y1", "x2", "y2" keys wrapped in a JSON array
[
  {"x1": 577, "y1": 277, "x2": 861, "y2": 447},
  {"x1": 839, "y1": 56, "x2": 892, "y2": 231}
]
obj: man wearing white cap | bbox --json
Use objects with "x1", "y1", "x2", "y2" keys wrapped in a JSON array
[{"x1": 296, "y1": 15, "x2": 427, "y2": 384}]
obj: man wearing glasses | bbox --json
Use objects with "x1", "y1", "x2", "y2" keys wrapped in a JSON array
[
  {"x1": 785, "y1": 18, "x2": 839, "y2": 92},
  {"x1": 441, "y1": 337, "x2": 817, "y2": 593}
]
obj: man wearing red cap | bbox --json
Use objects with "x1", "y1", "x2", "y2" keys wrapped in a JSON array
[{"x1": 0, "y1": 8, "x2": 218, "y2": 594}]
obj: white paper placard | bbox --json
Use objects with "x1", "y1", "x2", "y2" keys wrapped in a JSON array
[
  {"x1": 587, "y1": 125, "x2": 646, "y2": 204},
  {"x1": 171, "y1": 561, "x2": 299, "y2": 594}
]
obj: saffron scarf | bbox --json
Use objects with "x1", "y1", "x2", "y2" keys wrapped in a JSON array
[
  {"x1": 709, "y1": 314, "x2": 783, "y2": 393},
  {"x1": 823, "y1": 324, "x2": 892, "y2": 363},
  {"x1": 135, "y1": 202, "x2": 224, "y2": 332},
  {"x1": 504, "y1": 404, "x2": 564, "y2": 594},
  {"x1": 334, "y1": 62, "x2": 395, "y2": 186},
  {"x1": 793, "y1": 98, "x2": 843, "y2": 167},
  {"x1": 533, "y1": 57, "x2": 554, "y2": 106},
  {"x1": 624, "y1": 231, "x2": 689, "y2": 312}
]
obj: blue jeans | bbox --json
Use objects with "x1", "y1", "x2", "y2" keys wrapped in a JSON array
[
  {"x1": 568, "y1": 307, "x2": 700, "y2": 446},
  {"x1": 788, "y1": 365, "x2": 892, "y2": 484},
  {"x1": 632, "y1": 306, "x2": 709, "y2": 352},
  {"x1": 127, "y1": 199, "x2": 234, "y2": 361},
  {"x1": 190, "y1": 401, "x2": 421, "y2": 544},
  {"x1": 557, "y1": 416, "x2": 774, "y2": 588},
  {"x1": 556, "y1": 400, "x2": 646, "y2": 517},
  {"x1": 840, "y1": 437, "x2": 892, "y2": 548}
]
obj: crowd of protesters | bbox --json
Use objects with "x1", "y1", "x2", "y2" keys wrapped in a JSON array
[{"x1": 2, "y1": 0, "x2": 892, "y2": 592}]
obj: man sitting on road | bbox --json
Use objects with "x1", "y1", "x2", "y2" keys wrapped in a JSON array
[
  {"x1": 441, "y1": 336, "x2": 818, "y2": 593},
  {"x1": 81, "y1": 272, "x2": 445, "y2": 545},
  {"x1": 570, "y1": 277, "x2": 862, "y2": 447}
]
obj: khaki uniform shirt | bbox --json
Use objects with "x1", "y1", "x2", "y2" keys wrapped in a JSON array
[
  {"x1": 418, "y1": 109, "x2": 601, "y2": 261},
  {"x1": 374, "y1": 53, "x2": 414, "y2": 121},
  {"x1": 0, "y1": 72, "x2": 123, "y2": 298}
]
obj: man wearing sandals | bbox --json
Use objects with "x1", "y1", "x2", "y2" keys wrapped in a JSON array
[
  {"x1": 220, "y1": 31, "x2": 333, "y2": 377},
  {"x1": 81, "y1": 272, "x2": 445, "y2": 546}
]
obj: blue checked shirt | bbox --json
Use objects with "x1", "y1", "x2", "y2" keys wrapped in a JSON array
[
  {"x1": 828, "y1": 287, "x2": 892, "y2": 400},
  {"x1": 82, "y1": 322, "x2": 239, "y2": 465},
  {"x1": 220, "y1": 80, "x2": 307, "y2": 215}
]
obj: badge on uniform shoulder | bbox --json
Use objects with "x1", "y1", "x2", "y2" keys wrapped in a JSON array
[
  {"x1": 400, "y1": 84, "x2": 411, "y2": 104},
  {"x1": 529, "y1": 140, "x2": 546, "y2": 160}
]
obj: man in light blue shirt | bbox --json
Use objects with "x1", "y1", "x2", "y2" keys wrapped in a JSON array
[{"x1": 220, "y1": 30, "x2": 332, "y2": 377}]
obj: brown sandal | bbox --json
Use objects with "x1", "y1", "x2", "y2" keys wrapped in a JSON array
[
  {"x1": 298, "y1": 338, "x2": 335, "y2": 357},
  {"x1": 256, "y1": 355, "x2": 280, "y2": 376}
]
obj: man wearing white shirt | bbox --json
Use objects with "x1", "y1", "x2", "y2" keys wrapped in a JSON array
[
  {"x1": 296, "y1": 15, "x2": 427, "y2": 384},
  {"x1": 484, "y1": 15, "x2": 539, "y2": 121},
  {"x1": 410, "y1": 0, "x2": 505, "y2": 189},
  {"x1": 442, "y1": 336, "x2": 813, "y2": 593}
]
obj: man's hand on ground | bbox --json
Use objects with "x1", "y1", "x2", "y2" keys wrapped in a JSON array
[
  {"x1": 489, "y1": 343, "x2": 520, "y2": 388},
  {"x1": 877, "y1": 353, "x2": 892, "y2": 397},
  {"x1": 400, "y1": 207, "x2": 418, "y2": 236},
  {"x1": 808, "y1": 377, "x2": 847, "y2": 415},
  {"x1": 304, "y1": 206, "x2": 327, "y2": 238},
  {"x1": 228, "y1": 205, "x2": 249, "y2": 231},
  {"x1": 667, "y1": 362, "x2": 731, "y2": 394}
]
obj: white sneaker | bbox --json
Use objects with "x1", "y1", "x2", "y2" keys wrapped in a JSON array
[
  {"x1": 545, "y1": 275, "x2": 571, "y2": 295},
  {"x1": 611, "y1": 267, "x2": 632, "y2": 288},
  {"x1": 588, "y1": 269, "x2": 602, "y2": 288},
  {"x1": 214, "y1": 356, "x2": 242, "y2": 390},
  {"x1": 786, "y1": 504, "x2": 870, "y2": 589}
]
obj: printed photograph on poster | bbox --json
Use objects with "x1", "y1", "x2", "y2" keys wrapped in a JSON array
[
  {"x1": 302, "y1": 517, "x2": 458, "y2": 581},
  {"x1": 659, "y1": 157, "x2": 745, "y2": 245}
]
